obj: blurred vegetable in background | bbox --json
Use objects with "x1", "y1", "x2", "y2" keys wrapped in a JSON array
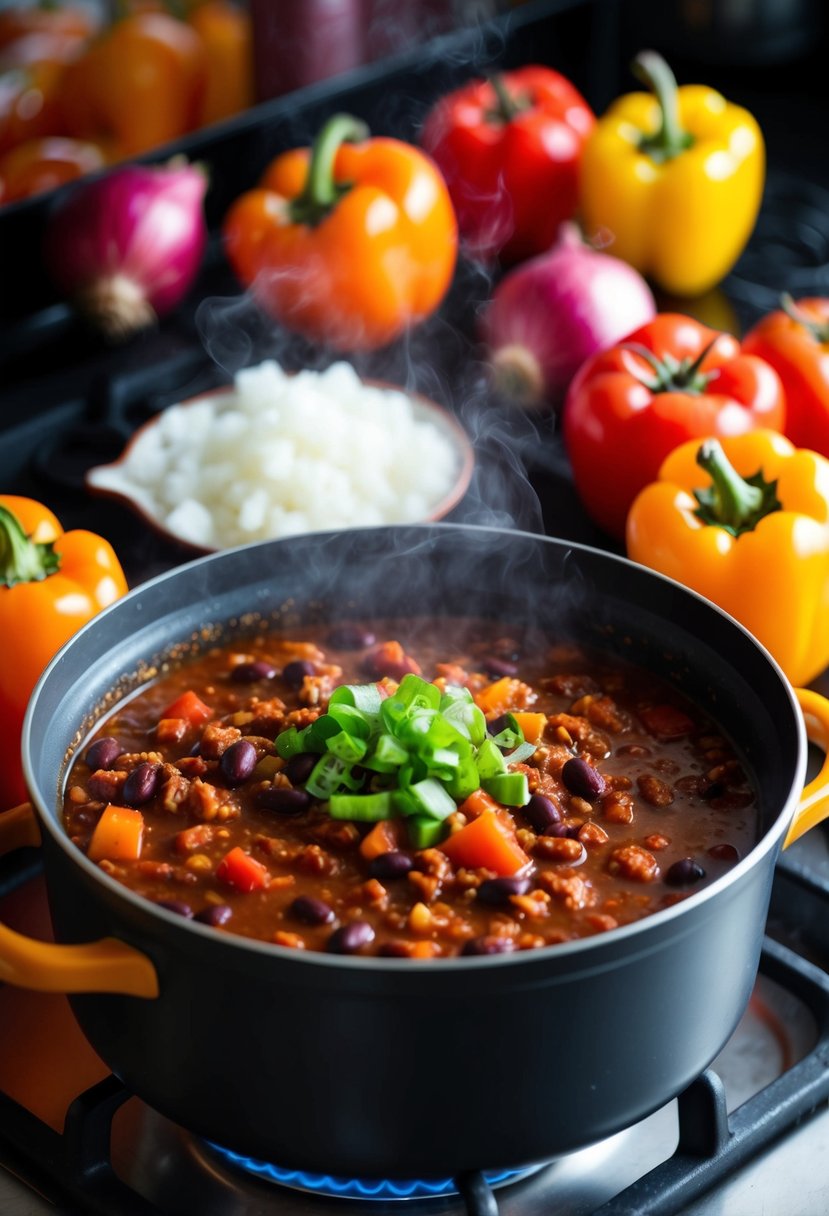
[
  {"x1": 187, "y1": 0, "x2": 253, "y2": 127},
  {"x1": 626, "y1": 431, "x2": 829, "y2": 688},
  {"x1": 0, "y1": 2, "x2": 99, "y2": 49},
  {"x1": 579, "y1": 51, "x2": 764, "y2": 297},
  {"x1": 223, "y1": 113, "x2": 458, "y2": 352},
  {"x1": 482, "y1": 223, "x2": 655, "y2": 408},
  {"x1": 60, "y1": 10, "x2": 207, "y2": 157},
  {"x1": 420, "y1": 65, "x2": 594, "y2": 264},
  {"x1": 43, "y1": 159, "x2": 208, "y2": 340},
  {"x1": 0, "y1": 135, "x2": 104, "y2": 205},
  {"x1": 562, "y1": 314, "x2": 786, "y2": 539},
  {"x1": 0, "y1": 495, "x2": 128, "y2": 811},
  {"x1": 743, "y1": 296, "x2": 829, "y2": 460}
]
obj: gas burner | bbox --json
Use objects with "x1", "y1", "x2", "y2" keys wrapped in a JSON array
[
  {"x1": 202, "y1": 1145, "x2": 540, "y2": 1201},
  {"x1": 727, "y1": 173, "x2": 829, "y2": 316}
]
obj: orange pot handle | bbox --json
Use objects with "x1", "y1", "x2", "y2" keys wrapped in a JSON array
[
  {"x1": 784, "y1": 689, "x2": 829, "y2": 848},
  {"x1": 0, "y1": 803, "x2": 158, "y2": 998}
]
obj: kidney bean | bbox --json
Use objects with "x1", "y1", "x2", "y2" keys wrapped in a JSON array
[
  {"x1": 123, "y1": 761, "x2": 161, "y2": 806},
  {"x1": 562, "y1": 756, "x2": 605, "y2": 800},
  {"x1": 327, "y1": 920, "x2": 375, "y2": 954},
  {"x1": 665, "y1": 858, "x2": 706, "y2": 887},
  {"x1": 367, "y1": 851, "x2": 414, "y2": 880},
  {"x1": 156, "y1": 899, "x2": 194, "y2": 919},
  {"x1": 708, "y1": 843, "x2": 740, "y2": 863},
  {"x1": 282, "y1": 659, "x2": 316, "y2": 688},
  {"x1": 477, "y1": 876, "x2": 532, "y2": 905},
  {"x1": 326, "y1": 625, "x2": 376, "y2": 650},
  {"x1": 291, "y1": 895, "x2": 336, "y2": 925},
  {"x1": 524, "y1": 793, "x2": 561, "y2": 832},
  {"x1": 85, "y1": 736, "x2": 121, "y2": 771},
  {"x1": 256, "y1": 786, "x2": 311, "y2": 815},
  {"x1": 231, "y1": 660, "x2": 277, "y2": 683},
  {"x1": 195, "y1": 904, "x2": 233, "y2": 927},
  {"x1": 487, "y1": 713, "x2": 510, "y2": 736},
  {"x1": 483, "y1": 656, "x2": 518, "y2": 678},
  {"x1": 284, "y1": 753, "x2": 317, "y2": 786},
  {"x1": 461, "y1": 935, "x2": 516, "y2": 956},
  {"x1": 220, "y1": 739, "x2": 258, "y2": 786},
  {"x1": 544, "y1": 822, "x2": 582, "y2": 839}
]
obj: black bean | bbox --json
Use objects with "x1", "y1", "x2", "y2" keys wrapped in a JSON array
[
  {"x1": 291, "y1": 895, "x2": 336, "y2": 926},
  {"x1": 367, "y1": 851, "x2": 414, "y2": 880},
  {"x1": 156, "y1": 899, "x2": 194, "y2": 919},
  {"x1": 477, "y1": 876, "x2": 532, "y2": 905},
  {"x1": 326, "y1": 625, "x2": 376, "y2": 651},
  {"x1": 194, "y1": 904, "x2": 234, "y2": 927},
  {"x1": 85, "y1": 736, "x2": 121, "y2": 771},
  {"x1": 561, "y1": 756, "x2": 606, "y2": 800},
  {"x1": 524, "y1": 793, "x2": 561, "y2": 832},
  {"x1": 231, "y1": 660, "x2": 277, "y2": 683},
  {"x1": 283, "y1": 753, "x2": 317, "y2": 786},
  {"x1": 220, "y1": 739, "x2": 257, "y2": 786},
  {"x1": 123, "y1": 761, "x2": 161, "y2": 806},
  {"x1": 461, "y1": 935, "x2": 517, "y2": 956},
  {"x1": 282, "y1": 659, "x2": 315, "y2": 688},
  {"x1": 483, "y1": 656, "x2": 519, "y2": 678},
  {"x1": 708, "y1": 843, "x2": 740, "y2": 863},
  {"x1": 665, "y1": 858, "x2": 706, "y2": 887},
  {"x1": 327, "y1": 920, "x2": 375, "y2": 954},
  {"x1": 256, "y1": 786, "x2": 311, "y2": 815}
]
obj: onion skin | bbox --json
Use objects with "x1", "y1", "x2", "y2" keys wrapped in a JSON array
[
  {"x1": 482, "y1": 225, "x2": 656, "y2": 408},
  {"x1": 43, "y1": 161, "x2": 208, "y2": 341}
]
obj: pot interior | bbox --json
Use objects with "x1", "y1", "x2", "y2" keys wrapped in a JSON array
[{"x1": 25, "y1": 524, "x2": 802, "y2": 855}]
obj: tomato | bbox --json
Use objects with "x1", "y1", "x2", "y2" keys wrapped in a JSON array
[
  {"x1": 562, "y1": 314, "x2": 786, "y2": 539},
  {"x1": 743, "y1": 297, "x2": 829, "y2": 460}
]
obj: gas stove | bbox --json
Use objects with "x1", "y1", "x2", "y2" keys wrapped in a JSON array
[{"x1": 3, "y1": 1, "x2": 829, "y2": 1212}]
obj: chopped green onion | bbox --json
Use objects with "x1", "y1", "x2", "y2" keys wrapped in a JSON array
[
  {"x1": 482, "y1": 772, "x2": 530, "y2": 807},
  {"x1": 325, "y1": 730, "x2": 368, "y2": 763},
  {"x1": 406, "y1": 815, "x2": 449, "y2": 849},
  {"x1": 364, "y1": 732, "x2": 410, "y2": 772},
  {"x1": 445, "y1": 753, "x2": 481, "y2": 802},
  {"x1": 402, "y1": 777, "x2": 457, "y2": 821},
  {"x1": 488, "y1": 712, "x2": 523, "y2": 750},
  {"x1": 327, "y1": 701, "x2": 374, "y2": 738},
  {"x1": 476, "y1": 738, "x2": 507, "y2": 780},
  {"x1": 306, "y1": 753, "x2": 362, "y2": 798},
  {"x1": 395, "y1": 673, "x2": 441, "y2": 711},
  {"x1": 329, "y1": 790, "x2": 394, "y2": 821},
  {"x1": 506, "y1": 741, "x2": 537, "y2": 765},
  {"x1": 329, "y1": 683, "x2": 384, "y2": 714}
]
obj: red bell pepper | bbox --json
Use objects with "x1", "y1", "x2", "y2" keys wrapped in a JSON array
[
  {"x1": 562, "y1": 314, "x2": 786, "y2": 539},
  {"x1": 420, "y1": 65, "x2": 594, "y2": 264},
  {"x1": 216, "y1": 845, "x2": 270, "y2": 893},
  {"x1": 743, "y1": 296, "x2": 829, "y2": 460},
  {"x1": 160, "y1": 689, "x2": 213, "y2": 726}
]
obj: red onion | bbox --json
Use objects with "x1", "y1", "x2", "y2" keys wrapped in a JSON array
[
  {"x1": 482, "y1": 224, "x2": 656, "y2": 407},
  {"x1": 44, "y1": 161, "x2": 208, "y2": 341}
]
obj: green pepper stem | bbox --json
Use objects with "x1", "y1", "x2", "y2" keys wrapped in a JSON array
[
  {"x1": 690, "y1": 437, "x2": 763, "y2": 532},
  {"x1": 781, "y1": 293, "x2": 829, "y2": 344},
  {"x1": 622, "y1": 334, "x2": 720, "y2": 395},
  {"x1": 0, "y1": 506, "x2": 60, "y2": 588},
  {"x1": 632, "y1": 50, "x2": 693, "y2": 162},
  {"x1": 289, "y1": 113, "x2": 369, "y2": 226}
]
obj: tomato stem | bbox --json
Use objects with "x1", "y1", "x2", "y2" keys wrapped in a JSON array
[
  {"x1": 781, "y1": 292, "x2": 829, "y2": 344},
  {"x1": 486, "y1": 73, "x2": 529, "y2": 123},
  {"x1": 623, "y1": 334, "x2": 721, "y2": 394},
  {"x1": 289, "y1": 113, "x2": 369, "y2": 227},
  {"x1": 0, "y1": 505, "x2": 60, "y2": 588},
  {"x1": 632, "y1": 51, "x2": 694, "y2": 163},
  {"x1": 693, "y1": 440, "x2": 781, "y2": 537}
]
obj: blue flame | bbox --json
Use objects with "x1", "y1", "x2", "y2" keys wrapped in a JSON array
[{"x1": 206, "y1": 1143, "x2": 528, "y2": 1200}]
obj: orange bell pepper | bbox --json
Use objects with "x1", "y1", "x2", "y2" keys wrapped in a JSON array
[
  {"x1": 186, "y1": 0, "x2": 252, "y2": 128},
  {"x1": 439, "y1": 806, "x2": 530, "y2": 876},
  {"x1": 0, "y1": 4, "x2": 99, "y2": 49},
  {"x1": 0, "y1": 496, "x2": 128, "y2": 810},
  {"x1": 0, "y1": 135, "x2": 105, "y2": 205},
  {"x1": 87, "y1": 804, "x2": 145, "y2": 862},
  {"x1": 60, "y1": 11, "x2": 207, "y2": 157},
  {"x1": 625, "y1": 430, "x2": 829, "y2": 687},
  {"x1": 223, "y1": 113, "x2": 458, "y2": 352}
]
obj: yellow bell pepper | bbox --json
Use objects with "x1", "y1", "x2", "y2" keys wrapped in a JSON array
[
  {"x1": 579, "y1": 52, "x2": 764, "y2": 297},
  {"x1": 625, "y1": 430, "x2": 829, "y2": 687}
]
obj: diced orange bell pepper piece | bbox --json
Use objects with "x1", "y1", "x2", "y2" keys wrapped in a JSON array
[
  {"x1": 512, "y1": 712, "x2": 547, "y2": 743},
  {"x1": 359, "y1": 818, "x2": 405, "y2": 860},
  {"x1": 457, "y1": 788, "x2": 502, "y2": 820},
  {"x1": 438, "y1": 808, "x2": 530, "y2": 876},
  {"x1": 88, "y1": 804, "x2": 145, "y2": 862}
]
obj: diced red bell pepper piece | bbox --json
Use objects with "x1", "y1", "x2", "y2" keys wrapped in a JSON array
[
  {"x1": 216, "y1": 845, "x2": 270, "y2": 892},
  {"x1": 160, "y1": 689, "x2": 213, "y2": 726}
]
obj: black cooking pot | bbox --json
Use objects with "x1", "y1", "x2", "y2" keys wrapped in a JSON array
[{"x1": 5, "y1": 524, "x2": 829, "y2": 1178}]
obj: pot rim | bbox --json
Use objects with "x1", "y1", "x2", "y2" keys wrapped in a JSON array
[{"x1": 22, "y1": 522, "x2": 807, "y2": 973}]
